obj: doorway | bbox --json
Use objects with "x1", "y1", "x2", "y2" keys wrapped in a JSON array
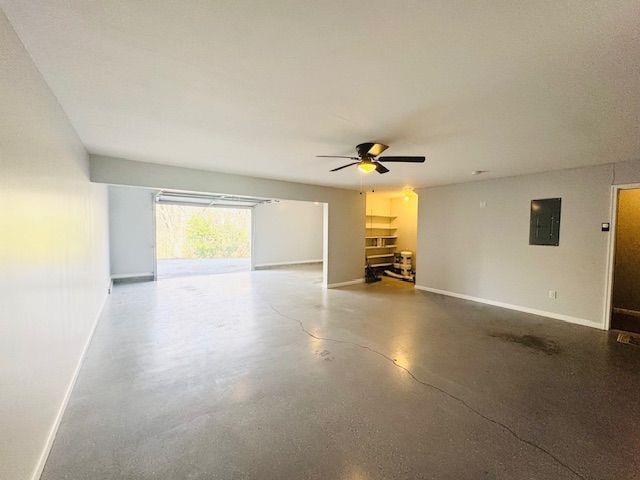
[
  {"x1": 155, "y1": 202, "x2": 251, "y2": 280},
  {"x1": 365, "y1": 190, "x2": 418, "y2": 282},
  {"x1": 610, "y1": 187, "x2": 640, "y2": 333}
]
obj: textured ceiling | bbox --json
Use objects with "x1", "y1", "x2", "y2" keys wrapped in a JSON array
[{"x1": 3, "y1": 1, "x2": 639, "y2": 189}]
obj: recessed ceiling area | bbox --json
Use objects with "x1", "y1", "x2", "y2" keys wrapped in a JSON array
[{"x1": 2, "y1": 0, "x2": 639, "y2": 188}]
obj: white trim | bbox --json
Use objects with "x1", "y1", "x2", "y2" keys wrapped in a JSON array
[
  {"x1": 250, "y1": 207, "x2": 256, "y2": 271},
  {"x1": 326, "y1": 278, "x2": 365, "y2": 289},
  {"x1": 30, "y1": 288, "x2": 109, "y2": 480},
  {"x1": 603, "y1": 182, "x2": 640, "y2": 330},
  {"x1": 322, "y1": 203, "x2": 329, "y2": 291},
  {"x1": 110, "y1": 272, "x2": 154, "y2": 280},
  {"x1": 254, "y1": 259, "x2": 323, "y2": 268},
  {"x1": 414, "y1": 285, "x2": 603, "y2": 330},
  {"x1": 151, "y1": 192, "x2": 157, "y2": 281}
]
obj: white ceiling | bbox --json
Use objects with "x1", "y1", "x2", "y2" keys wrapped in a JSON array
[{"x1": 3, "y1": 1, "x2": 639, "y2": 189}]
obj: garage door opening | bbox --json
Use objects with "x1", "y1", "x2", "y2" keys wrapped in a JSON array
[{"x1": 155, "y1": 196, "x2": 252, "y2": 280}]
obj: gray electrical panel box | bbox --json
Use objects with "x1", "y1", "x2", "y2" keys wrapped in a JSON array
[{"x1": 529, "y1": 198, "x2": 561, "y2": 246}]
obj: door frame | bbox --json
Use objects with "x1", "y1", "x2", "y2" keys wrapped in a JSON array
[
  {"x1": 152, "y1": 193, "x2": 158, "y2": 280},
  {"x1": 603, "y1": 182, "x2": 640, "y2": 330}
]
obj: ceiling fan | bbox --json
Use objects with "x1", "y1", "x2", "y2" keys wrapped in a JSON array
[{"x1": 317, "y1": 142, "x2": 426, "y2": 174}]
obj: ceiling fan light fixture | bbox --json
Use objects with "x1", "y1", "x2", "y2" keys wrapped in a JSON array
[{"x1": 358, "y1": 162, "x2": 377, "y2": 174}]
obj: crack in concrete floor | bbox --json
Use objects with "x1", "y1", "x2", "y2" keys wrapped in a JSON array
[{"x1": 268, "y1": 303, "x2": 587, "y2": 480}]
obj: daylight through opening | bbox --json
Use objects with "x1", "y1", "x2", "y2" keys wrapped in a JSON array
[{"x1": 155, "y1": 203, "x2": 251, "y2": 279}]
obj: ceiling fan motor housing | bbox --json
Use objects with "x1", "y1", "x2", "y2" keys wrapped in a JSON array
[{"x1": 356, "y1": 142, "x2": 374, "y2": 158}]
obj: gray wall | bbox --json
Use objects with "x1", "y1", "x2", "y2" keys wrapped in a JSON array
[
  {"x1": 416, "y1": 162, "x2": 640, "y2": 327},
  {"x1": 91, "y1": 155, "x2": 365, "y2": 286},
  {"x1": 253, "y1": 200, "x2": 324, "y2": 267},
  {"x1": 613, "y1": 188, "x2": 640, "y2": 312},
  {"x1": 108, "y1": 186, "x2": 156, "y2": 278},
  {"x1": 0, "y1": 13, "x2": 110, "y2": 480}
]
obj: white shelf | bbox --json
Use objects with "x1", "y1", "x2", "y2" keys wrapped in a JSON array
[{"x1": 364, "y1": 208, "x2": 396, "y2": 272}]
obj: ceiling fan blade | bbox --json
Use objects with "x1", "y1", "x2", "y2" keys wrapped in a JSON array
[
  {"x1": 367, "y1": 143, "x2": 389, "y2": 156},
  {"x1": 316, "y1": 155, "x2": 359, "y2": 159},
  {"x1": 375, "y1": 163, "x2": 389, "y2": 174},
  {"x1": 377, "y1": 156, "x2": 425, "y2": 163},
  {"x1": 356, "y1": 142, "x2": 389, "y2": 157},
  {"x1": 330, "y1": 162, "x2": 359, "y2": 172}
]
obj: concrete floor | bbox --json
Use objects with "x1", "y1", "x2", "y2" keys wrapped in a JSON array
[
  {"x1": 42, "y1": 265, "x2": 640, "y2": 480},
  {"x1": 156, "y1": 258, "x2": 250, "y2": 279}
]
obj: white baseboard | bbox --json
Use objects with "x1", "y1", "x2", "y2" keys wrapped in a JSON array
[
  {"x1": 111, "y1": 272, "x2": 154, "y2": 280},
  {"x1": 111, "y1": 273, "x2": 154, "y2": 284},
  {"x1": 254, "y1": 259, "x2": 323, "y2": 268},
  {"x1": 325, "y1": 278, "x2": 365, "y2": 289},
  {"x1": 414, "y1": 285, "x2": 603, "y2": 330},
  {"x1": 30, "y1": 287, "x2": 109, "y2": 480}
]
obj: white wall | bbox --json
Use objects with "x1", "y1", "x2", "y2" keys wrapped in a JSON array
[
  {"x1": 253, "y1": 200, "x2": 323, "y2": 267},
  {"x1": 90, "y1": 154, "x2": 365, "y2": 287},
  {"x1": 416, "y1": 162, "x2": 640, "y2": 328},
  {"x1": 365, "y1": 194, "x2": 392, "y2": 216},
  {"x1": 390, "y1": 194, "x2": 418, "y2": 265},
  {"x1": 108, "y1": 186, "x2": 156, "y2": 279},
  {"x1": 0, "y1": 12, "x2": 110, "y2": 480}
]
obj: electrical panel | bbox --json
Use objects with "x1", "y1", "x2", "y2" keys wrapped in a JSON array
[{"x1": 529, "y1": 198, "x2": 561, "y2": 246}]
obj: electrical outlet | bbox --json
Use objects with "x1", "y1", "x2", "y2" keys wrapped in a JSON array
[
  {"x1": 479, "y1": 201, "x2": 487, "y2": 208},
  {"x1": 548, "y1": 290, "x2": 558, "y2": 299}
]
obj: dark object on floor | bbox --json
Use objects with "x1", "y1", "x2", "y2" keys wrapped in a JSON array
[
  {"x1": 617, "y1": 332, "x2": 640, "y2": 347},
  {"x1": 365, "y1": 261, "x2": 381, "y2": 283},
  {"x1": 489, "y1": 332, "x2": 561, "y2": 355}
]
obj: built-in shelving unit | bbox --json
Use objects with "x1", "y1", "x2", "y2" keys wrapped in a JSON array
[
  {"x1": 364, "y1": 192, "x2": 418, "y2": 280},
  {"x1": 367, "y1": 253, "x2": 395, "y2": 259},
  {"x1": 365, "y1": 214, "x2": 397, "y2": 268},
  {"x1": 366, "y1": 214, "x2": 397, "y2": 219},
  {"x1": 366, "y1": 225, "x2": 397, "y2": 230}
]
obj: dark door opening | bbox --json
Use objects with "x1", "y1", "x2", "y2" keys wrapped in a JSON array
[{"x1": 611, "y1": 188, "x2": 640, "y2": 333}]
